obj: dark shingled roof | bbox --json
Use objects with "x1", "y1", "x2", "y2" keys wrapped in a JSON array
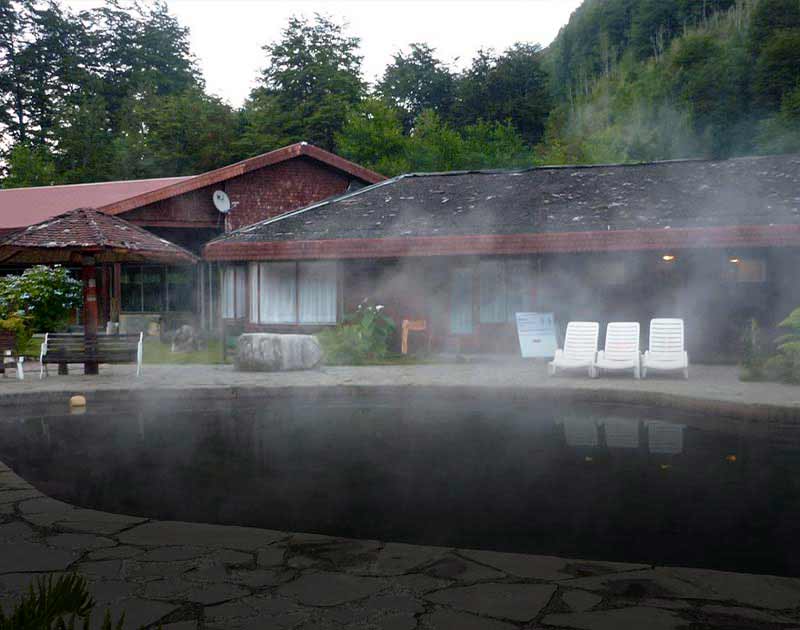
[{"x1": 210, "y1": 154, "x2": 800, "y2": 245}]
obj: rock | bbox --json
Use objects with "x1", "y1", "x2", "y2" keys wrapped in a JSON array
[
  {"x1": 425, "y1": 583, "x2": 556, "y2": 622},
  {"x1": 277, "y1": 572, "x2": 386, "y2": 606},
  {"x1": 171, "y1": 325, "x2": 198, "y2": 353},
  {"x1": 542, "y1": 606, "x2": 686, "y2": 630},
  {"x1": 118, "y1": 520, "x2": 285, "y2": 550},
  {"x1": 234, "y1": 334, "x2": 322, "y2": 372},
  {"x1": 423, "y1": 610, "x2": 517, "y2": 630}
]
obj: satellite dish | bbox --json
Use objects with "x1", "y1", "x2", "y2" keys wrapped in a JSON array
[{"x1": 213, "y1": 190, "x2": 231, "y2": 214}]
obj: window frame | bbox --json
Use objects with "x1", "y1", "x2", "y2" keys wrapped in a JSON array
[
  {"x1": 120, "y1": 264, "x2": 194, "y2": 314},
  {"x1": 249, "y1": 261, "x2": 339, "y2": 326}
]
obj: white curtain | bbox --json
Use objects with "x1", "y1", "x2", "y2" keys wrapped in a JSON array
[
  {"x1": 479, "y1": 260, "x2": 507, "y2": 323},
  {"x1": 450, "y1": 268, "x2": 473, "y2": 334},
  {"x1": 235, "y1": 267, "x2": 247, "y2": 319},
  {"x1": 248, "y1": 263, "x2": 259, "y2": 323},
  {"x1": 506, "y1": 259, "x2": 535, "y2": 321},
  {"x1": 299, "y1": 262, "x2": 337, "y2": 324},
  {"x1": 259, "y1": 262, "x2": 296, "y2": 323},
  {"x1": 222, "y1": 267, "x2": 236, "y2": 319}
]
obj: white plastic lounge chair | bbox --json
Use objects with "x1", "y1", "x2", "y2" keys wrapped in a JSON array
[
  {"x1": 642, "y1": 318, "x2": 689, "y2": 379},
  {"x1": 548, "y1": 321, "x2": 599, "y2": 377},
  {"x1": 594, "y1": 322, "x2": 641, "y2": 379}
]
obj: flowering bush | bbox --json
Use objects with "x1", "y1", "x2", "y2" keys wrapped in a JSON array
[
  {"x1": 316, "y1": 300, "x2": 396, "y2": 365},
  {"x1": 0, "y1": 265, "x2": 82, "y2": 333}
]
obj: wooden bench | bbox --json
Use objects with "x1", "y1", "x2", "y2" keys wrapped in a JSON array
[
  {"x1": 39, "y1": 332, "x2": 143, "y2": 378},
  {"x1": 0, "y1": 331, "x2": 24, "y2": 380}
]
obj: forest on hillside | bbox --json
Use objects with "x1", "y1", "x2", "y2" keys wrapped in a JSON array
[{"x1": 1, "y1": 0, "x2": 799, "y2": 187}]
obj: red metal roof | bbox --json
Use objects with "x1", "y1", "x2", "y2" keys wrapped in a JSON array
[
  {"x1": 0, "y1": 207, "x2": 198, "y2": 264},
  {"x1": 0, "y1": 176, "x2": 191, "y2": 231},
  {"x1": 0, "y1": 143, "x2": 386, "y2": 231}
]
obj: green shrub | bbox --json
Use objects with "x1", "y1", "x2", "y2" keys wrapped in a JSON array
[
  {"x1": 767, "y1": 307, "x2": 800, "y2": 384},
  {"x1": 0, "y1": 265, "x2": 82, "y2": 333},
  {"x1": 0, "y1": 313, "x2": 33, "y2": 356},
  {"x1": 739, "y1": 318, "x2": 768, "y2": 381},
  {"x1": 0, "y1": 574, "x2": 124, "y2": 630},
  {"x1": 316, "y1": 301, "x2": 396, "y2": 365}
]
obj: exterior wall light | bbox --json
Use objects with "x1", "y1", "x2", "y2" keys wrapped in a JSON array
[
  {"x1": 661, "y1": 254, "x2": 676, "y2": 262},
  {"x1": 729, "y1": 257, "x2": 741, "y2": 264}
]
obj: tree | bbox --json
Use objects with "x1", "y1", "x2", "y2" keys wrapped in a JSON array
[
  {"x1": 51, "y1": 94, "x2": 117, "y2": 183},
  {"x1": 2, "y1": 143, "x2": 56, "y2": 187},
  {"x1": 376, "y1": 43, "x2": 455, "y2": 130},
  {"x1": 758, "y1": 84, "x2": 800, "y2": 153},
  {"x1": 749, "y1": 0, "x2": 800, "y2": 54},
  {"x1": 0, "y1": 0, "x2": 88, "y2": 149},
  {"x1": 753, "y1": 29, "x2": 800, "y2": 111},
  {"x1": 334, "y1": 98, "x2": 410, "y2": 176},
  {"x1": 455, "y1": 44, "x2": 551, "y2": 145},
  {"x1": 133, "y1": 88, "x2": 240, "y2": 176},
  {"x1": 242, "y1": 14, "x2": 365, "y2": 152}
]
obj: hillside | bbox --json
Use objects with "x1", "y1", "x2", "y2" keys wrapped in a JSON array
[{"x1": 539, "y1": 0, "x2": 800, "y2": 163}]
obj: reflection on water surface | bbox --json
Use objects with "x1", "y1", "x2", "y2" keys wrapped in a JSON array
[{"x1": 2, "y1": 391, "x2": 799, "y2": 576}]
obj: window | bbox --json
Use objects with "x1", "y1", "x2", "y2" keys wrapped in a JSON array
[
  {"x1": 479, "y1": 259, "x2": 535, "y2": 323},
  {"x1": 728, "y1": 258, "x2": 766, "y2": 283},
  {"x1": 120, "y1": 265, "x2": 194, "y2": 313},
  {"x1": 222, "y1": 266, "x2": 247, "y2": 319},
  {"x1": 250, "y1": 261, "x2": 337, "y2": 325}
]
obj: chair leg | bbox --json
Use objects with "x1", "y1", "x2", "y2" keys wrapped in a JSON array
[
  {"x1": 641, "y1": 366, "x2": 647, "y2": 379},
  {"x1": 683, "y1": 366, "x2": 689, "y2": 380},
  {"x1": 547, "y1": 363, "x2": 556, "y2": 376},
  {"x1": 634, "y1": 363, "x2": 641, "y2": 380}
]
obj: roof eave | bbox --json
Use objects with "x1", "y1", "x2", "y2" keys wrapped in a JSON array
[{"x1": 202, "y1": 224, "x2": 800, "y2": 261}]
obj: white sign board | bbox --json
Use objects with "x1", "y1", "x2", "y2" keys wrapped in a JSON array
[{"x1": 515, "y1": 312, "x2": 557, "y2": 358}]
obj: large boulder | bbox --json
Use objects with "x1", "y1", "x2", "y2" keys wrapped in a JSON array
[{"x1": 235, "y1": 333, "x2": 323, "y2": 372}]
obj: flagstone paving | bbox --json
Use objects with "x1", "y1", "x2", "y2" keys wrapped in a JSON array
[{"x1": 2, "y1": 460, "x2": 800, "y2": 629}]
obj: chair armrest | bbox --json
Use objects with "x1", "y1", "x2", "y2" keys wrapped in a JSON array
[{"x1": 39, "y1": 334, "x2": 48, "y2": 361}]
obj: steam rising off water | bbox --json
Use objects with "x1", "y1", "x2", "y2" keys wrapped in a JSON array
[{"x1": 3, "y1": 389, "x2": 800, "y2": 576}]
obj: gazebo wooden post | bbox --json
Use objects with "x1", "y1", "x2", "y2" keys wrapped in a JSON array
[{"x1": 82, "y1": 255, "x2": 99, "y2": 375}]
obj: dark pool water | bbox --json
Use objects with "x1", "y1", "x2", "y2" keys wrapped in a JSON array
[{"x1": 2, "y1": 390, "x2": 800, "y2": 576}]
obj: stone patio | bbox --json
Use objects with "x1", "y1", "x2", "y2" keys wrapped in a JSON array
[{"x1": 2, "y1": 362, "x2": 800, "y2": 628}]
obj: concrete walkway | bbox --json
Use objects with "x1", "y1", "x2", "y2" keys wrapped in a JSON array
[
  {"x1": 2, "y1": 362, "x2": 800, "y2": 419},
  {"x1": 3, "y1": 363, "x2": 800, "y2": 628}
]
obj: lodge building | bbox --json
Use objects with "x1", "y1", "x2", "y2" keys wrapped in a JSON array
[
  {"x1": 0, "y1": 143, "x2": 384, "y2": 335},
  {"x1": 204, "y1": 154, "x2": 800, "y2": 362},
  {"x1": 2, "y1": 149, "x2": 799, "y2": 362}
]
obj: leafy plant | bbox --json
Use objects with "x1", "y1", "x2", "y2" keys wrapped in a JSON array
[
  {"x1": 764, "y1": 307, "x2": 800, "y2": 384},
  {"x1": 739, "y1": 318, "x2": 768, "y2": 381},
  {"x1": 0, "y1": 313, "x2": 33, "y2": 357},
  {"x1": 316, "y1": 300, "x2": 397, "y2": 365},
  {"x1": 0, "y1": 574, "x2": 124, "y2": 630},
  {"x1": 0, "y1": 266, "x2": 82, "y2": 333}
]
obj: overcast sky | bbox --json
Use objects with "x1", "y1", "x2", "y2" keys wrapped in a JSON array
[{"x1": 65, "y1": 0, "x2": 583, "y2": 107}]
